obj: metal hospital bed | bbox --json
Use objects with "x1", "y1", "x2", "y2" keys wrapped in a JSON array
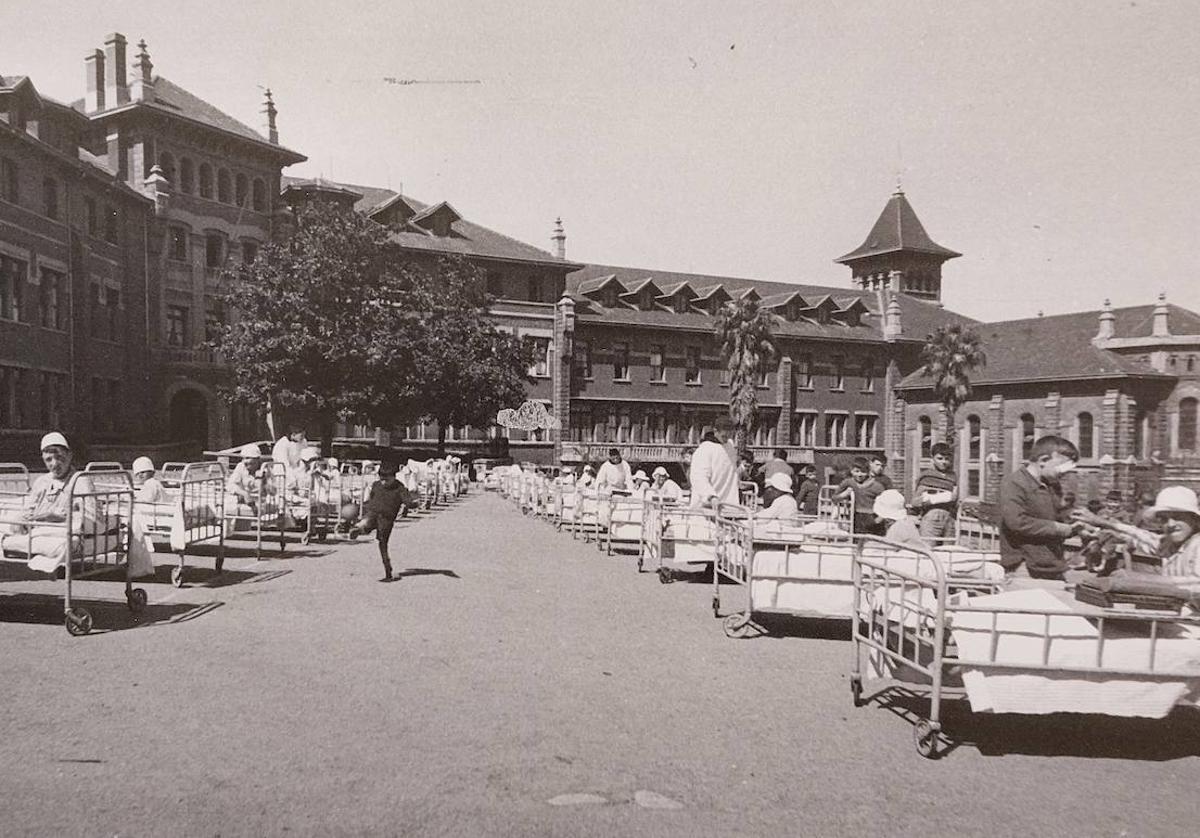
[
  {"x1": 223, "y1": 460, "x2": 287, "y2": 558},
  {"x1": 849, "y1": 536, "x2": 1200, "y2": 758},
  {"x1": 0, "y1": 464, "x2": 145, "y2": 635}
]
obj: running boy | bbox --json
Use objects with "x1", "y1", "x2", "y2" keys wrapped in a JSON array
[
  {"x1": 350, "y1": 460, "x2": 411, "y2": 582},
  {"x1": 912, "y1": 442, "x2": 959, "y2": 541}
]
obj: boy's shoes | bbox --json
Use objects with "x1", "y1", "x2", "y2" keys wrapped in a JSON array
[{"x1": 378, "y1": 574, "x2": 394, "y2": 583}]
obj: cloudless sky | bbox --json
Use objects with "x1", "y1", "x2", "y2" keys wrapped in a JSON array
[{"x1": 6, "y1": 0, "x2": 1199, "y2": 321}]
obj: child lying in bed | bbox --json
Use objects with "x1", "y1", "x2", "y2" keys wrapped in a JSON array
[{"x1": 1074, "y1": 486, "x2": 1200, "y2": 591}]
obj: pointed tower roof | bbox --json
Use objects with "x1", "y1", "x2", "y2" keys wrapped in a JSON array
[{"x1": 835, "y1": 190, "x2": 961, "y2": 264}]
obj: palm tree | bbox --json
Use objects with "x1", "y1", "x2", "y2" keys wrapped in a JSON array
[
  {"x1": 716, "y1": 297, "x2": 779, "y2": 458},
  {"x1": 919, "y1": 324, "x2": 987, "y2": 449}
]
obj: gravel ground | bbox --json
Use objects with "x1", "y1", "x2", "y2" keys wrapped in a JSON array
[{"x1": 1, "y1": 490, "x2": 1198, "y2": 837}]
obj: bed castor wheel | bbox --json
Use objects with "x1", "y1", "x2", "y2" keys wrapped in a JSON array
[
  {"x1": 657, "y1": 567, "x2": 673, "y2": 584},
  {"x1": 66, "y1": 607, "x2": 93, "y2": 636},
  {"x1": 850, "y1": 677, "x2": 863, "y2": 707},
  {"x1": 127, "y1": 588, "x2": 148, "y2": 612},
  {"x1": 171, "y1": 566, "x2": 185, "y2": 588},
  {"x1": 913, "y1": 719, "x2": 940, "y2": 759},
  {"x1": 722, "y1": 613, "x2": 754, "y2": 639}
]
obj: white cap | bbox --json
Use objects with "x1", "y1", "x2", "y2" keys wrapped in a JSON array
[
  {"x1": 633, "y1": 470, "x2": 650, "y2": 483},
  {"x1": 132, "y1": 456, "x2": 155, "y2": 474},
  {"x1": 327, "y1": 457, "x2": 340, "y2": 469},
  {"x1": 560, "y1": 465, "x2": 573, "y2": 473},
  {"x1": 239, "y1": 443, "x2": 261, "y2": 458},
  {"x1": 767, "y1": 472, "x2": 792, "y2": 493},
  {"x1": 652, "y1": 466, "x2": 669, "y2": 478},
  {"x1": 1149, "y1": 486, "x2": 1200, "y2": 518},
  {"x1": 300, "y1": 447, "x2": 321, "y2": 462},
  {"x1": 40, "y1": 431, "x2": 70, "y2": 452},
  {"x1": 873, "y1": 489, "x2": 909, "y2": 521},
  {"x1": 583, "y1": 465, "x2": 594, "y2": 473}
]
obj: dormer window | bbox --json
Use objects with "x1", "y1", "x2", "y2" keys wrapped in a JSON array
[
  {"x1": 603, "y1": 288, "x2": 618, "y2": 307},
  {"x1": 816, "y1": 308, "x2": 830, "y2": 325},
  {"x1": 674, "y1": 295, "x2": 689, "y2": 314}
]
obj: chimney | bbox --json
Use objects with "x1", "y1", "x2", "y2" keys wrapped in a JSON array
[
  {"x1": 552, "y1": 217, "x2": 566, "y2": 259},
  {"x1": 1095, "y1": 298, "x2": 1115, "y2": 340},
  {"x1": 262, "y1": 89, "x2": 278, "y2": 144},
  {"x1": 1152, "y1": 292, "x2": 1170, "y2": 337},
  {"x1": 883, "y1": 294, "x2": 903, "y2": 341},
  {"x1": 84, "y1": 49, "x2": 105, "y2": 113},
  {"x1": 130, "y1": 39, "x2": 154, "y2": 103},
  {"x1": 144, "y1": 163, "x2": 169, "y2": 216},
  {"x1": 887, "y1": 269, "x2": 903, "y2": 293},
  {"x1": 104, "y1": 33, "x2": 129, "y2": 107}
]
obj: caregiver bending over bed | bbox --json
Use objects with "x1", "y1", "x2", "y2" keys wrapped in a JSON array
[{"x1": 1074, "y1": 486, "x2": 1200, "y2": 591}]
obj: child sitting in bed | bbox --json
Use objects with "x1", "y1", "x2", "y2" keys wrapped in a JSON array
[
  {"x1": 757, "y1": 473, "x2": 799, "y2": 520},
  {"x1": 873, "y1": 489, "x2": 925, "y2": 549},
  {"x1": 132, "y1": 457, "x2": 168, "y2": 504},
  {"x1": 1074, "y1": 486, "x2": 1200, "y2": 591}
]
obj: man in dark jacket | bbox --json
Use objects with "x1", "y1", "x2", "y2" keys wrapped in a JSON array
[{"x1": 999, "y1": 435, "x2": 1086, "y2": 580}]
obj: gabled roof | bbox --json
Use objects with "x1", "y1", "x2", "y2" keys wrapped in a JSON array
[
  {"x1": 410, "y1": 201, "x2": 463, "y2": 229},
  {"x1": 761, "y1": 290, "x2": 807, "y2": 309},
  {"x1": 620, "y1": 277, "x2": 661, "y2": 298},
  {"x1": 657, "y1": 281, "x2": 697, "y2": 299},
  {"x1": 896, "y1": 303, "x2": 1197, "y2": 390},
  {"x1": 576, "y1": 274, "x2": 625, "y2": 296},
  {"x1": 836, "y1": 190, "x2": 961, "y2": 264},
  {"x1": 693, "y1": 283, "x2": 732, "y2": 302},
  {"x1": 74, "y1": 76, "x2": 306, "y2": 164},
  {"x1": 736, "y1": 287, "x2": 761, "y2": 301}
]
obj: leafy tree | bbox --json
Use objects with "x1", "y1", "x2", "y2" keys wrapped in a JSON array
[
  {"x1": 394, "y1": 256, "x2": 532, "y2": 454},
  {"x1": 919, "y1": 324, "x2": 988, "y2": 448},
  {"x1": 715, "y1": 297, "x2": 779, "y2": 458},
  {"x1": 212, "y1": 200, "x2": 417, "y2": 452}
]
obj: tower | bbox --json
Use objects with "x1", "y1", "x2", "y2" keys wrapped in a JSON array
[{"x1": 835, "y1": 189, "x2": 960, "y2": 304}]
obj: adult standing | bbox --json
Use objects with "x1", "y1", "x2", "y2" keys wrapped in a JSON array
[
  {"x1": 762, "y1": 448, "x2": 795, "y2": 484},
  {"x1": 595, "y1": 448, "x2": 632, "y2": 492},
  {"x1": 272, "y1": 424, "x2": 307, "y2": 475},
  {"x1": 689, "y1": 425, "x2": 739, "y2": 508}
]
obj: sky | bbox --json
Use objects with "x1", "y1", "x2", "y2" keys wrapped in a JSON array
[{"x1": 6, "y1": 0, "x2": 1199, "y2": 322}]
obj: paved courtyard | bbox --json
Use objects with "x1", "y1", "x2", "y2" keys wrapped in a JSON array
[{"x1": 2, "y1": 489, "x2": 1199, "y2": 837}]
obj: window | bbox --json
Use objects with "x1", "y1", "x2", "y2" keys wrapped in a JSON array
[
  {"x1": 39, "y1": 267, "x2": 65, "y2": 330},
  {"x1": 42, "y1": 177, "x2": 59, "y2": 220},
  {"x1": 217, "y1": 169, "x2": 232, "y2": 203},
  {"x1": 1077, "y1": 412, "x2": 1095, "y2": 459},
  {"x1": 168, "y1": 226, "x2": 188, "y2": 261},
  {"x1": 205, "y1": 233, "x2": 225, "y2": 269},
  {"x1": 720, "y1": 366, "x2": 730, "y2": 387},
  {"x1": 242, "y1": 240, "x2": 259, "y2": 264},
  {"x1": 825, "y1": 414, "x2": 848, "y2": 448},
  {"x1": 205, "y1": 303, "x2": 225, "y2": 344},
  {"x1": 1180, "y1": 398, "x2": 1198, "y2": 452},
  {"x1": 39, "y1": 371, "x2": 66, "y2": 428},
  {"x1": 574, "y1": 339, "x2": 592, "y2": 378},
  {"x1": 861, "y1": 358, "x2": 875, "y2": 393},
  {"x1": 617, "y1": 408, "x2": 631, "y2": 443},
  {"x1": 527, "y1": 277, "x2": 543, "y2": 303},
  {"x1": 647, "y1": 408, "x2": 667, "y2": 443},
  {"x1": 612, "y1": 342, "x2": 629, "y2": 381},
  {"x1": 106, "y1": 288, "x2": 121, "y2": 338},
  {"x1": 919, "y1": 416, "x2": 933, "y2": 458},
  {"x1": 527, "y1": 337, "x2": 550, "y2": 377},
  {"x1": 235, "y1": 173, "x2": 248, "y2": 207},
  {"x1": 166, "y1": 304, "x2": 189, "y2": 347},
  {"x1": 198, "y1": 163, "x2": 213, "y2": 199},
  {"x1": 793, "y1": 412, "x2": 817, "y2": 446},
  {"x1": 673, "y1": 294, "x2": 690, "y2": 314},
  {"x1": 90, "y1": 282, "x2": 105, "y2": 339},
  {"x1": 685, "y1": 346, "x2": 701, "y2": 384},
  {"x1": 84, "y1": 196, "x2": 98, "y2": 235},
  {"x1": 796, "y1": 354, "x2": 812, "y2": 389},
  {"x1": 0, "y1": 156, "x2": 18, "y2": 204},
  {"x1": 855, "y1": 415, "x2": 878, "y2": 448},
  {"x1": 0, "y1": 366, "x2": 26, "y2": 428},
  {"x1": 158, "y1": 151, "x2": 176, "y2": 185},
  {"x1": 180, "y1": 158, "x2": 195, "y2": 194},
  {"x1": 104, "y1": 204, "x2": 119, "y2": 244},
  {"x1": 650, "y1": 345, "x2": 665, "y2": 382},
  {"x1": 0, "y1": 254, "x2": 26, "y2": 322},
  {"x1": 967, "y1": 415, "x2": 982, "y2": 460},
  {"x1": 252, "y1": 178, "x2": 266, "y2": 212},
  {"x1": 1020, "y1": 413, "x2": 1036, "y2": 460},
  {"x1": 486, "y1": 272, "x2": 504, "y2": 297},
  {"x1": 964, "y1": 414, "x2": 983, "y2": 498},
  {"x1": 830, "y1": 355, "x2": 845, "y2": 390},
  {"x1": 602, "y1": 287, "x2": 618, "y2": 308},
  {"x1": 758, "y1": 365, "x2": 770, "y2": 387}
]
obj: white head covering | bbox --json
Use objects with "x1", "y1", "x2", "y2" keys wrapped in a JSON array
[
  {"x1": 239, "y1": 443, "x2": 261, "y2": 459},
  {"x1": 132, "y1": 456, "x2": 155, "y2": 474},
  {"x1": 1148, "y1": 486, "x2": 1200, "y2": 518},
  {"x1": 872, "y1": 489, "x2": 909, "y2": 521},
  {"x1": 652, "y1": 466, "x2": 669, "y2": 478},
  {"x1": 40, "y1": 431, "x2": 70, "y2": 451},
  {"x1": 300, "y1": 447, "x2": 321, "y2": 462},
  {"x1": 633, "y1": 470, "x2": 650, "y2": 483},
  {"x1": 767, "y1": 472, "x2": 792, "y2": 493}
]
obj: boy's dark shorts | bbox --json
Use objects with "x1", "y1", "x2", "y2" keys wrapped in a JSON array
[{"x1": 358, "y1": 513, "x2": 395, "y2": 542}]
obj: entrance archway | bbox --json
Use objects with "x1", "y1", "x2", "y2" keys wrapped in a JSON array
[{"x1": 169, "y1": 388, "x2": 209, "y2": 445}]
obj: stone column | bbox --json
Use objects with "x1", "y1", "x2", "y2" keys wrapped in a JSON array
[
  {"x1": 985, "y1": 395, "x2": 1006, "y2": 502},
  {"x1": 776, "y1": 356, "x2": 794, "y2": 445},
  {"x1": 884, "y1": 359, "x2": 906, "y2": 488},
  {"x1": 551, "y1": 294, "x2": 575, "y2": 461}
]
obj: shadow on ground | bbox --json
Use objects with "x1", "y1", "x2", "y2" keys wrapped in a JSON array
[
  {"x1": 395, "y1": 567, "x2": 461, "y2": 580},
  {"x1": 0, "y1": 592, "x2": 224, "y2": 633}
]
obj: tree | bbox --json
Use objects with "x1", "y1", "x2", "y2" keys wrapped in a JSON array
[
  {"x1": 715, "y1": 297, "x2": 779, "y2": 458},
  {"x1": 212, "y1": 200, "x2": 417, "y2": 452},
  {"x1": 395, "y1": 256, "x2": 532, "y2": 454},
  {"x1": 919, "y1": 324, "x2": 987, "y2": 449}
]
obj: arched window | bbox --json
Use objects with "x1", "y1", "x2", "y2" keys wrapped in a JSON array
[
  {"x1": 179, "y1": 158, "x2": 195, "y2": 194},
  {"x1": 1077, "y1": 412, "x2": 1094, "y2": 459},
  {"x1": 967, "y1": 415, "x2": 982, "y2": 460},
  {"x1": 198, "y1": 163, "x2": 213, "y2": 199},
  {"x1": 158, "y1": 151, "x2": 175, "y2": 185},
  {"x1": 1021, "y1": 414, "x2": 1036, "y2": 460},
  {"x1": 234, "y1": 173, "x2": 248, "y2": 207},
  {"x1": 1181, "y1": 398, "x2": 1198, "y2": 452},
  {"x1": 919, "y1": 416, "x2": 932, "y2": 458},
  {"x1": 251, "y1": 178, "x2": 266, "y2": 212},
  {"x1": 216, "y1": 169, "x2": 232, "y2": 203}
]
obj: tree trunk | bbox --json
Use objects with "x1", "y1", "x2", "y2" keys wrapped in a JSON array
[
  {"x1": 319, "y1": 411, "x2": 335, "y2": 458},
  {"x1": 942, "y1": 403, "x2": 956, "y2": 453},
  {"x1": 437, "y1": 422, "x2": 447, "y2": 456}
]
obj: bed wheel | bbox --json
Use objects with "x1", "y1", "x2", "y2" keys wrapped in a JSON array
[
  {"x1": 66, "y1": 607, "x2": 93, "y2": 636},
  {"x1": 214, "y1": 556, "x2": 225, "y2": 574},
  {"x1": 723, "y1": 613, "x2": 753, "y2": 639},
  {"x1": 637, "y1": 556, "x2": 644, "y2": 572},
  {"x1": 850, "y1": 677, "x2": 863, "y2": 707},
  {"x1": 171, "y1": 565, "x2": 185, "y2": 588},
  {"x1": 913, "y1": 720, "x2": 940, "y2": 759},
  {"x1": 317, "y1": 532, "x2": 327, "y2": 543},
  {"x1": 657, "y1": 567, "x2": 673, "y2": 585},
  {"x1": 127, "y1": 587, "x2": 148, "y2": 612}
]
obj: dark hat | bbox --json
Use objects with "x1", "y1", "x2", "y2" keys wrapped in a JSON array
[{"x1": 1105, "y1": 489, "x2": 1124, "y2": 502}]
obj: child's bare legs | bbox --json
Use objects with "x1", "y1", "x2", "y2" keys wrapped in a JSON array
[{"x1": 375, "y1": 521, "x2": 395, "y2": 581}]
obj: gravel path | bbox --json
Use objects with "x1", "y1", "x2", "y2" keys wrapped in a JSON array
[{"x1": 1, "y1": 490, "x2": 1198, "y2": 836}]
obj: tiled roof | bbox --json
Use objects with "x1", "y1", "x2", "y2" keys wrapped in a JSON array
[
  {"x1": 836, "y1": 190, "x2": 960, "y2": 263},
  {"x1": 73, "y1": 77, "x2": 305, "y2": 163},
  {"x1": 568, "y1": 263, "x2": 973, "y2": 342},
  {"x1": 280, "y1": 176, "x2": 575, "y2": 268},
  {"x1": 896, "y1": 304, "x2": 1199, "y2": 389}
]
